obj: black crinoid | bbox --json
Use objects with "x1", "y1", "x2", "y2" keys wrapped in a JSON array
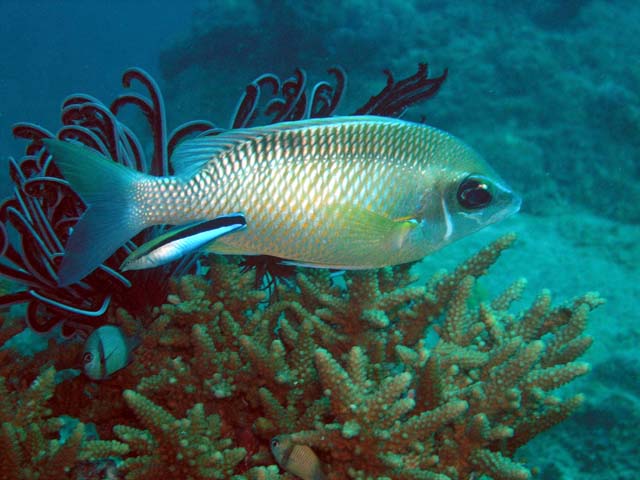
[
  {"x1": 0, "y1": 68, "x2": 218, "y2": 337},
  {"x1": 0, "y1": 63, "x2": 447, "y2": 336}
]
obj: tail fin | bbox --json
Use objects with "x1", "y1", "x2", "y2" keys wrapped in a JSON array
[{"x1": 44, "y1": 139, "x2": 148, "y2": 286}]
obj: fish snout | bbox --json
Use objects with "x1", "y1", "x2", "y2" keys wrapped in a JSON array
[
  {"x1": 487, "y1": 181, "x2": 521, "y2": 224},
  {"x1": 436, "y1": 176, "x2": 521, "y2": 245}
]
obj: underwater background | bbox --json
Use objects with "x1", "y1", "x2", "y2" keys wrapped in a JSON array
[{"x1": 0, "y1": 1, "x2": 638, "y2": 479}]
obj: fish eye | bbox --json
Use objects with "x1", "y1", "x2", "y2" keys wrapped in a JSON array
[
  {"x1": 457, "y1": 176, "x2": 493, "y2": 210},
  {"x1": 82, "y1": 352, "x2": 93, "y2": 364},
  {"x1": 271, "y1": 438, "x2": 279, "y2": 448}
]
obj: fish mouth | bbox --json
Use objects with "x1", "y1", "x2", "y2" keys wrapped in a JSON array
[
  {"x1": 488, "y1": 191, "x2": 522, "y2": 224},
  {"x1": 458, "y1": 187, "x2": 522, "y2": 227},
  {"x1": 509, "y1": 193, "x2": 522, "y2": 214}
]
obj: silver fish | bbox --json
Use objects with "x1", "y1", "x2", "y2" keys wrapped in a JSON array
[{"x1": 45, "y1": 116, "x2": 520, "y2": 285}]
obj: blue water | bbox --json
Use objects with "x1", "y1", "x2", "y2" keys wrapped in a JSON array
[
  {"x1": 0, "y1": 1, "x2": 638, "y2": 479},
  {"x1": 0, "y1": 1, "x2": 196, "y2": 162}
]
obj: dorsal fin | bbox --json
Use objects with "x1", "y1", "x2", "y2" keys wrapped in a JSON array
[
  {"x1": 169, "y1": 116, "x2": 402, "y2": 177},
  {"x1": 169, "y1": 137, "x2": 220, "y2": 178}
]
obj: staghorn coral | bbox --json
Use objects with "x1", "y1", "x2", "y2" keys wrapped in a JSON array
[
  {"x1": 0, "y1": 61, "x2": 604, "y2": 478},
  {"x1": 114, "y1": 390, "x2": 246, "y2": 479},
  {"x1": 243, "y1": 234, "x2": 602, "y2": 479},
  {"x1": 0, "y1": 234, "x2": 602, "y2": 479},
  {"x1": 0, "y1": 366, "x2": 128, "y2": 479}
]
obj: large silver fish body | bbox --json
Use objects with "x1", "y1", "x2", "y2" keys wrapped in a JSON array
[{"x1": 45, "y1": 116, "x2": 520, "y2": 285}]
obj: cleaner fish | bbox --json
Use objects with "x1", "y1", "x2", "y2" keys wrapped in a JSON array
[{"x1": 44, "y1": 115, "x2": 521, "y2": 286}]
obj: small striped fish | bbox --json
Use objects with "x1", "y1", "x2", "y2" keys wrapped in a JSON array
[
  {"x1": 82, "y1": 325, "x2": 135, "y2": 380},
  {"x1": 45, "y1": 116, "x2": 520, "y2": 285}
]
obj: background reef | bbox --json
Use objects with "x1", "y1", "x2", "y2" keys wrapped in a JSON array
[{"x1": 0, "y1": 0, "x2": 638, "y2": 479}]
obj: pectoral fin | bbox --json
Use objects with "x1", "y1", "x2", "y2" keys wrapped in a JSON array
[
  {"x1": 121, "y1": 213, "x2": 246, "y2": 271},
  {"x1": 334, "y1": 205, "x2": 419, "y2": 250},
  {"x1": 280, "y1": 206, "x2": 419, "y2": 269},
  {"x1": 391, "y1": 218, "x2": 420, "y2": 249}
]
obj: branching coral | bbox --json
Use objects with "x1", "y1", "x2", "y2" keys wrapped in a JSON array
[
  {"x1": 240, "y1": 234, "x2": 602, "y2": 479},
  {"x1": 0, "y1": 366, "x2": 128, "y2": 479},
  {"x1": 0, "y1": 234, "x2": 599, "y2": 479},
  {"x1": 114, "y1": 390, "x2": 246, "y2": 479},
  {"x1": 0, "y1": 233, "x2": 602, "y2": 479}
]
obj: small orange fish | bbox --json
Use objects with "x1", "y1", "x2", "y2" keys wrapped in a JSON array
[{"x1": 271, "y1": 435, "x2": 326, "y2": 480}]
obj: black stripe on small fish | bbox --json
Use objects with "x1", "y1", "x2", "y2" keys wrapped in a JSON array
[
  {"x1": 152, "y1": 213, "x2": 246, "y2": 251},
  {"x1": 97, "y1": 332, "x2": 107, "y2": 379}
]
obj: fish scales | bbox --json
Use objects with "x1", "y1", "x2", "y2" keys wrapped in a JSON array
[
  {"x1": 137, "y1": 118, "x2": 483, "y2": 266},
  {"x1": 45, "y1": 115, "x2": 520, "y2": 284},
  {"x1": 173, "y1": 119, "x2": 432, "y2": 264}
]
